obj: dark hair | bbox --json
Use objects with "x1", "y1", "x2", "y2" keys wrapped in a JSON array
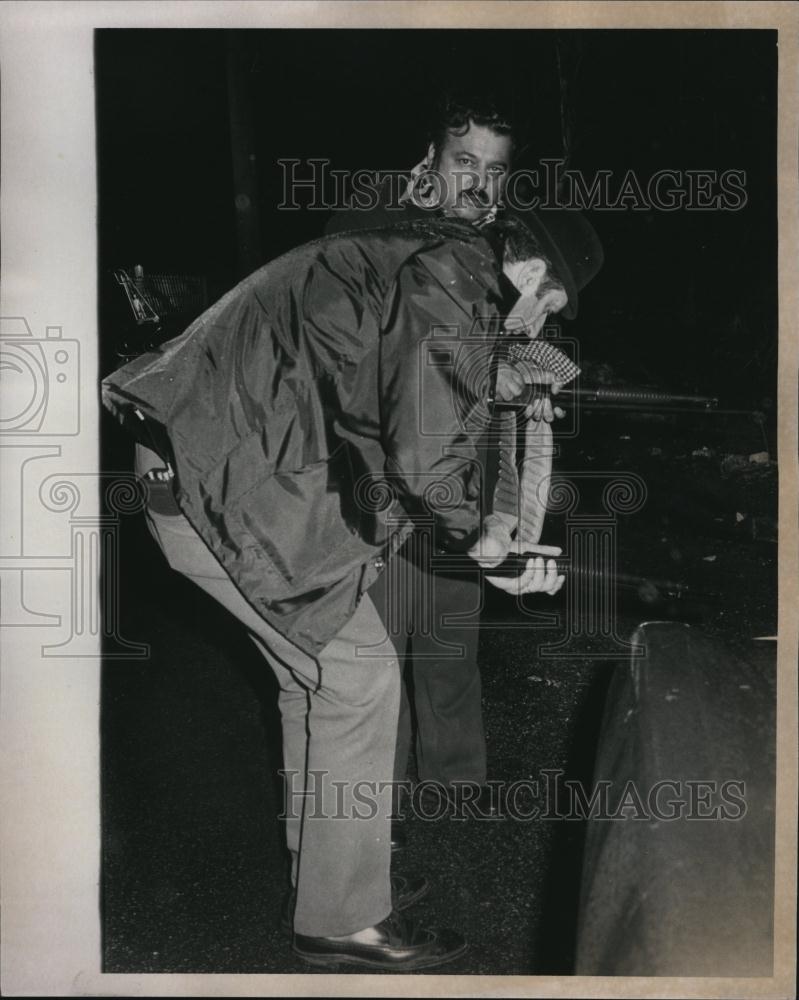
[
  {"x1": 499, "y1": 218, "x2": 565, "y2": 292},
  {"x1": 500, "y1": 218, "x2": 549, "y2": 265},
  {"x1": 427, "y1": 91, "x2": 516, "y2": 153}
]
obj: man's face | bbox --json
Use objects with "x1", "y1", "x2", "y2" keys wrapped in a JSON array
[
  {"x1": 503, "y1": 258, "x2": 569, "y2": 338},
  {"x1": 431, "y1": 122, "x2": 512, "y2": 222}
]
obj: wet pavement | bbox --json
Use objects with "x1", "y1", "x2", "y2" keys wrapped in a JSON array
[{"x1": 101, "y1": 408, "x2": 777, "y2": 974}]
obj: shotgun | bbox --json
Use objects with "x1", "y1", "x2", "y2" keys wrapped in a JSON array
[
  {"x1": 491, "y1": 382, "x2": 719, "y2": 412},
  {"x1": 432, "y1": 551, "x2": 693, "y2": 603}
]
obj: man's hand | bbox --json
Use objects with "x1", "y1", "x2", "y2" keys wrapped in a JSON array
[
  {"x1": 467, "y1": 522, "x2": 564, "y2": 596},
  {"x1": 529, "y1": 375, "x2": 565, "y2": 423},
  {"x1": 494, "y1": 362, "x2": 565, "y2": 422},
  {"x1": 485, "y1": 545, "x2": 565, "y2": 596},
  {"x1": 494, "y1": 361, "x2": 527, "y2": 402},
  {"x1": 514, "y1": 365, "x2": 565, "y2": 422},
  {"x1": 467, "y1": 514, "x2": 514, "y2": 568}
]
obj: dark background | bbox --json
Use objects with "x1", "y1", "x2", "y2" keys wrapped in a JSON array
[
  {"x1": 96, "y1": 28, "x2": 777, "y2": 406},
  {"x1": 96, "y1": 29, "x2": 779, "y2": 975}
]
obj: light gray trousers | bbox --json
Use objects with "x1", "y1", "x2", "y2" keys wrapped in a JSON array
[{"x1": 142, "y1": 499, "x2": 399, "y2": 938}]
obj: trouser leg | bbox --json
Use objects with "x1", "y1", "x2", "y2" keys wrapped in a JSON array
[
  {"x1": 368, "y1": 558, "x2": 412, "y2": 812},
  {"x1": 411, "y1": 601, "x2": 486, "y2": 786},
  {"x1": 250, "y1": 608, "x2": 400, "y2": 936},
  {"x1": 142, "y1": 506, "x2": 398, "y2": 937},
  {"x1": 407, "y1": 537, "x2": 487, "y2": 787},
  {"x1": 371, "y1": 531, "x2": 488, "y2": 790},
  {"x1": 247, "y1": 635, "x2": 308, "y2": 887},
  {"x1": 288, "y1": 597, "x2": 398, "y2": 936},
  {"x1": 393, "y1": 671, "x2": 413, "y2": 810}
]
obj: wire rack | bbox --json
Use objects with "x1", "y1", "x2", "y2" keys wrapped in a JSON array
[
  {"x1": 114, "y1": 266, "x2": 208, "y2": 325},
  {"x1": 113, "y1": 266, "x2": 209, "y2": 361}
]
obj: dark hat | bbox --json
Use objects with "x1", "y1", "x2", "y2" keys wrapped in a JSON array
[{"x1": 504, "y1": 207, "x2": 604, "y2": 319}]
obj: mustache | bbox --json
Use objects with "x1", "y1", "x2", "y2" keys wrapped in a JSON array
[{"x1": 458, "y1": 188, "x2": 491, "y2": 206}]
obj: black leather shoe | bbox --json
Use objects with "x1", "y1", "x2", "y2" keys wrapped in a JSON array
[
  {"x1": 293, "y1": 909, "x2": 467, "y2": 970},
  {"x1": 281, "y1": 873, "x2": 428, "y2": 932}
]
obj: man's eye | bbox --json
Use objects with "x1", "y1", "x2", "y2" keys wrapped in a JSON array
[
  {"x1": 458, "y1": 157, "x2": 474, "y2": 166},
  {"x1": 488, "y1": 166, "x2": 507, "y2": 175}
]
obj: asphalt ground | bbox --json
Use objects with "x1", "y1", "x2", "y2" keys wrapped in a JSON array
[{"x1": 101, "y1": 408, "x2": 777, "y2": 974}]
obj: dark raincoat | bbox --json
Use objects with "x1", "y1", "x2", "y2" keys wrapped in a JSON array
[{"x1": 103, "y1": 219, "x2": 504, "y2": 655}]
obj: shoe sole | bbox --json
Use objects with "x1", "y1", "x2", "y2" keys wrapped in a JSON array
[{"x1": 293, "y1": 938, "x2": 468, "y2": 971}]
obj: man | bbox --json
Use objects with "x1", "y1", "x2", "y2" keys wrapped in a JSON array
[
  {"x1": 340, "y1": 92, "x2": 513, "y2": 227},
  {"x1": 325, "y1": 93, "x2": 530, "y2": 814},
  {"x1": 103, "y1": 213, "x2": 575, "y2": 970}
]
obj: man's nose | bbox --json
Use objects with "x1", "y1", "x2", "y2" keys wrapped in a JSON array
[
  {"x1": 461, "y1": 168, "x2": 486, "y2": 191},
  {"x1": 471, "y1": 167, "x2": 487, "y2": 190}
]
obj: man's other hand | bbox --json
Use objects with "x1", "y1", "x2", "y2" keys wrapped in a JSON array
[
  {"x1": 485, "y1": 545, "x2": 565, "y2": 596},
  {"x1": 467, "y1": 514, "x2": 514, "y2": 568},
  {"x1": 494, "y1": 362, "x2": 565, "y2": 421},
  {"x1": 516, "y1": 366, "x2": 565, "y2": 423},
  {"x1": 494, "y1": 361, "x2": 527, "y2": 402}
]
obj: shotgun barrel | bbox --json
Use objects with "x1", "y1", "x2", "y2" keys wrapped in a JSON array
[
  {"x1": 492, "y1": 384, "x2": 719, "y2": 411},
  {"x1": 432, "y1": 551, "x2": 692, "y2": 602}
]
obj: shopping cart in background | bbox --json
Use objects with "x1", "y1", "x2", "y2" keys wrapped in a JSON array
[{"x1": 113, "y1": 265, "x2": 208, "y2": 362}]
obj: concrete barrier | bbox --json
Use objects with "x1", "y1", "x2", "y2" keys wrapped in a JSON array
[{"x1": 575, "y1": 622, "x2": 775, "y2": 976}]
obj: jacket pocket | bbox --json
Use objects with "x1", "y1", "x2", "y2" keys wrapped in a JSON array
[{"x1": 229, "y1": 443, "x2": 367, "y2": 592}]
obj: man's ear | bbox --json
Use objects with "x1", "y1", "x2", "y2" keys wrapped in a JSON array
[
  {"x1": 515, "y1": 258, "x2": 547, "y2": 295},
  {"x1": 426, "y1": 142, "x2": 437, "y2": 169}
]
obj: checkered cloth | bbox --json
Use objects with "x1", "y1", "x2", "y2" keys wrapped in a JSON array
[{"x1": 506, "y1": 339, "x2": 581, "y2": 386}]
